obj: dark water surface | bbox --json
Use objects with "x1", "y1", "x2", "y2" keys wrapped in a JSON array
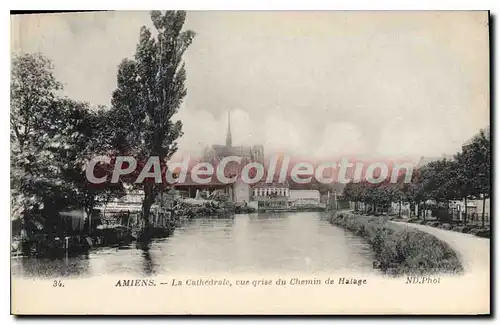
[{"x1": 11, "y1": 212, "x2": 376, "y2": 278}]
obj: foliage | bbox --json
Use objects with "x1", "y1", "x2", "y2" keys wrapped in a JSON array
[
  {"x1": 109, "y1": 10, "x2": 195, "y2": 227},
  {"x1": 10, "y1": 53, "x2": 125, "y2": 232},
  {"x1": 211, "y1": 190, "x2": 229, "y2": 202},
  {"x1": 342, "y1": 128, "x2": 490, "y2": 222},
  {"x1": 454, "y1": 128, "x2": 491, "y2": 200},
  {"x1": 11, "y1": 53, "x2": 65, "y2": 220},
  {"x1": 11, "y1": 11, "x2": 196, "y2": 240}
]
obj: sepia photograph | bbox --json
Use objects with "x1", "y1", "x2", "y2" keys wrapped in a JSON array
[{"x1": 9, "y1": 10, "x2": 491, "y2": 315}]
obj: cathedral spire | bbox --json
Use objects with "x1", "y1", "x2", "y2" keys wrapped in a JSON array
[{"x1": 226, "y1": 111, "x2": 232, "y2": 147}]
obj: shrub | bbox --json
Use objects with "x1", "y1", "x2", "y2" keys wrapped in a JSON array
[
  {"x1": 428, "y1": 221, "x2": 441, "y2": 228},
  {"x1": 440, "y1": 223, "x2": 452, "y2": 230},
  {"x1": 475, "y1": 229, "x2": 491, "y2": 238},
  {"x1": 330, "y1": 212, "x2": 463, "y2": 276}
]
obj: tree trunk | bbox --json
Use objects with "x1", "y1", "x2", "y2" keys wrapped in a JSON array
[
  {"x1": 398, "y1": 200, "x2": 402, "y2": 218},
  {"x1": 482, "y1": 195, "x2": 486, "y2": 228},
  {"x1": 464, "y1": 197, "x2": 468, "y2": 225},
  {"x1": 423, "y1": 201, "x2": 426, "y2": 222},
  {"x1": 102, "y1": 192, "x2": 113, "y2": 220},
  {"x1": 416, "y1": 203, "x2": 420, "y2": 219},
  {"x1": 142, "y1": 197, "x2": 153, "y2": 227},
  {"x1": 139, "y1": 183, "x2": 156, "y2": 242},
  {"x1": 84, "y1": 198, "x2": 95, "y2": 237}
]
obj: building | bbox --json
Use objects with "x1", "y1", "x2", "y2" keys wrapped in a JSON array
[
  {"x1": 202, "y1": 111, "x2": 265, "y2": 174},
  {"x1": 251, "y1": 181, "x2": 290, "y2": 210},
  {"x1": 475, "y1": 197, "x2": 490, "y2": 220},
  {"x1": 450, "y1": 198, "x2": 490, "y2": 222},
  {"x1": 171, "y1": 173, "x2": 236, "y2": 201},
  {"x1": 387, "y1": 201, "x2": 413, "y2": 217},
  {"x1": 289, "y1": 189, "x2": 321, "y2": 208},
  {"x1": 99, "y1": 189, "x2": 144, "y2": 215},
  {"x1": 233, "y1": 178, "x2": 252, "y2": 204},
  {"x1": 180, "y1": 110, "x2": 265, "y2": 204}
]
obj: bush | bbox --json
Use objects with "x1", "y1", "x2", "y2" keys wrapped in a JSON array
[
  {"x1": 330, "y1": 212, "x2": 463, "y2": 276},
  {"x1": 431, "y1": 206, "x2": 453, "y2": 223},
  {"x1": 234, "y1": 205, "x2": 256, "y2": 214},
  {"x1": 428, "y1": 221, "x2": 441, "y2": 228},
  {"x1": 475, "y1": 229, "x2": 491, "y2": 238},
  {"x1": 452, "y1": 226, "x2": 466, "y2": 233},
  {"x1": 440, "y1": 223, "x2": 452, "y2": 230}
]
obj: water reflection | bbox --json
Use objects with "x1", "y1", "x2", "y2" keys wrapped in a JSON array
[
  {"x1": 140, "y1": 246, "x2": 155, "y2": 276},
  {"x1": 12, "y1": 212, "x2": 377, "y2": 278},
  {"x1": 13, "y1": 252, "x2": 92, "y2": 278}
]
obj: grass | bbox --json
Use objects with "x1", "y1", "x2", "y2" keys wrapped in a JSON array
[
  {"x1": 404, "y1": 218, "x2": 491, "y2": 238},
  {"x1": 330, "y1": 212, "x2": 464, "y2": 276}
]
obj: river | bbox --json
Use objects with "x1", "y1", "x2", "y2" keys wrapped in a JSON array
[{"x1": 11, "y1": 211, "x2": 377, "y2": 278}]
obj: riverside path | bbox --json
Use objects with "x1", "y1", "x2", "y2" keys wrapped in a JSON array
[{"x1": 394, "y1": 221, "x2": 490, "y2": 276}]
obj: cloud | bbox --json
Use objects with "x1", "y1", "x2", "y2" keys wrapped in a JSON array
[
  {"x1": 314, "y1": 122, "x2": 368, "y2": 158},
  {"x1": 11, "y1": 11, "x2": 490, "y2": 161}
]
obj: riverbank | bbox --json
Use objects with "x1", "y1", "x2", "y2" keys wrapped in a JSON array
[
  {"x1": 329, "y1": 212, "x2": 464, "y2": 276},
  {"x1": 256, "y1": 207, "x2": 326, "y2": 213},
  {"x1": 176, "y1": 201, "x2": 256, "y2": 219}
]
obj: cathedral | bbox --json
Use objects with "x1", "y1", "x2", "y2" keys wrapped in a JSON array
[{"x1": 202, "y1": 112, "x2": 265, "y2": 177}]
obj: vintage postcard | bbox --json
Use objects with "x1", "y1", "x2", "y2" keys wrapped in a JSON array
[{"x1": 10, "y1": 10, "x2": 490, "y2": 315}]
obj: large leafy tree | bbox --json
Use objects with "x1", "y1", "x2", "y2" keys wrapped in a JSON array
[
  {"x1": 53, "y1": 102, "x2": 126, "y2": 221},
  {"x1": 11, "y1": 53, "x2": 123, "y2": 236},
  {"x1": 11, "y1": 53, "x2": 63, "y2": 221},
  {"x1": 110, "y1": 11, "x2": 195, "y2": 237},
  {"x1": 453, "y1": 128, "x2": 491, "y2": 225},
  {"x1": 11, "y1": 53, "x2": 62, "y2": 151},
  {"x1": 420, "y1": 159, "x2": 459, "y2": 203},
  {"x1": 474, "y1": 128, "x2": 491, "y2": 226},
  {"x1": 417, "y1": 159, "x2": 458, "y2": 221}
]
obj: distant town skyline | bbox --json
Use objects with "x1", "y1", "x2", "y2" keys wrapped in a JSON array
[{"x1": 11, "y1": 11, "x2": 490, "y2": 160}]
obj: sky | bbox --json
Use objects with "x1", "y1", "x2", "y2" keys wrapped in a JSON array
[{"x1": 10, "y1": 11, "x2": 490, "y2": 161}]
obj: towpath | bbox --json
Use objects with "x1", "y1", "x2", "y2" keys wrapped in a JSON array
[{"x1": 393, "y1": 221, "x2": 490, "y2": 275}]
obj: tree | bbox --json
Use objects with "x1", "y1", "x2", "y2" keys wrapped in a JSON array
[
  {"x1": 110, "y1": 11, "x2": 195, "y2": 240},
  {"x1": 418, "y1": 159, "x2": 458, "y2": 221},
  {"x1": 342, "y1": 182, "x2": 357, "y2": 210},
  {"x1": 343, "y1": 181, "x2": 369, "y2": 212},
  {"x1": 11, "y1": 53, "x2": 63, "y2": 222},
  {"x1": 11, "y1": 53, "x2": 124, "y2": 238},
  {"x1": 475, "y1": 128, "x2": 491, "y2": 227},
  {"x1": 341, "y1": 128, "x2": 491, "y2": 226},
  {"x1": 11, "y1": 53, "x2": 62, "y2": 151},
  {"x1": 455, "y1": 128, "x2": 491, "y2": 226},
  {"x1": 53, "y1": 102, "x2": 126, "y2": 223},
  {"x1": 400, "y1": 168, "x2": 425, "y2": 219},
  {"x1": 392, "y1": 174, "x2": 411, "y2": 218}
]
